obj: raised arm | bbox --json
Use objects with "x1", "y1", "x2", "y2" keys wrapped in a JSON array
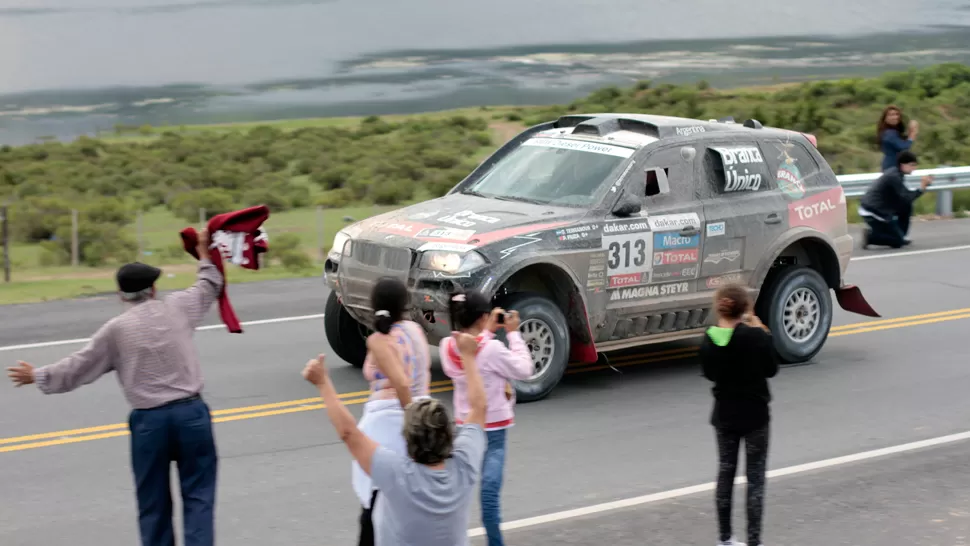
[
  {"x1": 490, "y1": 311, "x2": 534, "y2": 380},
  {"x1": 167, "y1": 229, "x2": 224, "y2": 329},
  {"x1": 302, "y1": 354, "x2": 379, "y2": 474},
  {"x1": 882, "y1": 129, "x2": 913, "y2": 154},
  {"x1": 367, "y1": 333, "x2": 413, "y2": 407},
  {"x1": 458, "y1": 333, "x2": 487, "y2": 428},
  {"x1": 9, "y1": 322, "x2": 117, "y2": 394}
]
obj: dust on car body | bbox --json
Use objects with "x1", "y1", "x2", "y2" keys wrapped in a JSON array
[{"x1": 324, "y1": 113, "x2": 878, "y2": 402}]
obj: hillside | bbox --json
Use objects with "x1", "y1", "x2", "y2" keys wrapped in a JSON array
[{"x1": 0, "y1": 63, "x2": 969, "y2": 282}]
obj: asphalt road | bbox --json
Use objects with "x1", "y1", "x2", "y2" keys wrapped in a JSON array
[{"x1": 1, "y1": 218, "x2": 969, "y2": 545}]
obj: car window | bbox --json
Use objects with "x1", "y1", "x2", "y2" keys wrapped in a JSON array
[
  {"x1": 638, "y1": 145, "x2": 698, "y2": 207},
  {"x1": 762, "y1": 137, "x2": 824, "y2": 199},
  {"x1": 462, "y1": 137, "x2": 633, "y2": 208},
  {"x1": 703, "y1": 142, "x2": 773, "y2": 196}
]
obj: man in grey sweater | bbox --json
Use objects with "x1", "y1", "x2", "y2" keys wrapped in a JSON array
[
  {"x1": 7, "y1": 230, "x2": 223, "y2": 546},
  {"x1": 302, "y1": 332, "x2": 487, "y2": 546}
]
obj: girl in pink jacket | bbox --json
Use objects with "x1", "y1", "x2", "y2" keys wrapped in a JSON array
[{"x1": 439, "y1": 291, "x2": 533, "y2": 546}]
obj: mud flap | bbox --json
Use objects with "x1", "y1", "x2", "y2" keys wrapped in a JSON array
[{"x1": 835, "y1": 285, "x2": 880, "y2": 317}]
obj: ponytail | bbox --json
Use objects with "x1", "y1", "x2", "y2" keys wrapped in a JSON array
[
  {"x1": 374, "y1": 309, "x2": 393, "y2": 334},
  {"x1": 448, "y1": 289, "x2": 491, "y2": 331},
  {"x1": 370, "y1": 276, "x2": 408, "y2": 334}
]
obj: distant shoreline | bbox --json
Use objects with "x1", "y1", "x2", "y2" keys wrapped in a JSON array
[{"x1": 1, "y1": 27, "x2": 969, "y2": 145}]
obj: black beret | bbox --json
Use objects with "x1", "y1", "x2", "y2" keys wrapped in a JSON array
[{"x1": 116, "y1": 262, "x2": 162, "y2": 293}]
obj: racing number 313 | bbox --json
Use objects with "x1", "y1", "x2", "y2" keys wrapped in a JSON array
[{"x1": 608, "y1": 239, "x2": 647, "y2": 269}]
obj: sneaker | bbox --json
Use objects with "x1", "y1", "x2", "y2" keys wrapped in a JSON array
[
  {"x1": 902, "y1": 239, "x2": 912, "y2": 246},
  {"x1": 718, "y1": 539, "x2": 746, "y2": 546}
]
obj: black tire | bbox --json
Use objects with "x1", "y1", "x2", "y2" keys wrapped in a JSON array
[
  {"x1": 756, "y1": 266, "x2": 833, "y2": 364},
  {"x1": 495, "y1": 292, "x2": 571, "y2": 403},
  {"x1": 324, "y1": 291, "x2": 368, "y2": 368}
]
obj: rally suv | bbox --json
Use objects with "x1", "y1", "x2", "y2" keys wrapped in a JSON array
[{"x1": 323, "y1": 113, "x2": 878, "y2": 402}]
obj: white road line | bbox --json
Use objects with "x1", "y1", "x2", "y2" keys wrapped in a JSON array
[
  {"x1": 0, "y1": 313, "x2": 325, "y2": 353},
  {"x1": 2, "y1": 242, "x2": 968, "y2": 354},
  {"x1": 467, "y1": 429, "x2": 970, "y2": 537},
  {"x1": 852, "y1": 244, "x2": 970, "y2": 261}
]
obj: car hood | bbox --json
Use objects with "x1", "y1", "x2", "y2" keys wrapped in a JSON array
[{"x1": 343, "y1": 194, "x2": 585, "y2": 251}]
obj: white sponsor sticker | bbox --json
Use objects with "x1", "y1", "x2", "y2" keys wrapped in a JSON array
[
  {"x1": 602, "y1": 221, "x2": 653, "y2": 276},
  {"x1": 706, "y1": 221, "x2": 726, "y2": 237},
  {"x1": 416, "y1": 227, "x2": 475, "y2": 241},
  {"x1": 703, "y1": 249, "x2": 741, "y2": 264},
  {"x1": 417, "y1": 242, "x2": 477, "y2": 253},
  {"x1": 675, "y1": 126, "x2": 706, "y2": 137},
  {"x1": 647, "y1": 213, "x2": 701, "y2": 232},
  {"x1": 609, "y1": 281, "x2": 691, "y2": 301},
  {"x1": 437, "y1": 210, "x2": 501, "y2": 228},
  {"x1": 522, "y1": 137, "x2": 635, "y2": 158}
]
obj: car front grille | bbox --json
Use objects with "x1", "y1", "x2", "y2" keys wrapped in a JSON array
[{"x1": 337, "y1": 241, "x2": 414, "y2": 319}]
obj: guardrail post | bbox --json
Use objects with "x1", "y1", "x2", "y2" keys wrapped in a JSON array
[
  {"x1": 936, "y1": 190, "x2": 953, "y2": 217},
  {"x1": 935, "y1": 165, "x2": 953, "y2": 217}
]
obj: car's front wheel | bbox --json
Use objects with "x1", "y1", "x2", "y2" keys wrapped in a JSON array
[
  {"x1": 497, "y1": 293, "x2": 571, "y2": 403},
  {"x1": 324, "y1": 291, "x2": 368, "y2": 368},
  {"x1": 757, "y1": 265, "x2": 833, "y2": 363}
]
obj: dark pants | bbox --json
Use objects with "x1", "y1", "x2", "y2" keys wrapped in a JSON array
[
  {"x1": 715, "y1": 426, "x2": 769, "y2": 545},
  {"x1": 863, "y1": 215, "x2": 907, "y2": 248},
  {"x1": 129, "y1": 396, "x2": 218, "y2": 546},
  {"x1": 358, "y1": 490, "x2": 379, "y2": 546}
]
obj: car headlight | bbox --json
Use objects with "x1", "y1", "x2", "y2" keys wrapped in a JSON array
[
  {"x1": 419, "y1": 250, "x2": 486, "y2": 274},
  {"x1": 331, "y1": 231, "x2": 352, "y2": 257}
]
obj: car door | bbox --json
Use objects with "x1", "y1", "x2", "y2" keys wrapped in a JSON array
[
  {"x1": 602, "y1": 143, "x2": 707, "y2": 313},
  {"x1": 696, "y1": 139, "x2": 788, "y2": 292}
]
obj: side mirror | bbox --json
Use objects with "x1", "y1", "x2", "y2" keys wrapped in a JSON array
[
  {"x1": 611, "y1": 190, "x2": 642, "y2": 217},
  {"x1": 645, "y1": 167, "x2": 670, "y2": 197}
]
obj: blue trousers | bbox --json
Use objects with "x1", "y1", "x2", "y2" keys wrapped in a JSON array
[
  {"x1": 129, "y1": 396, "x2": 218, "y2": 546},
  {"x1": 481, "y1": 429, "x2": 508, "y2": 546}
]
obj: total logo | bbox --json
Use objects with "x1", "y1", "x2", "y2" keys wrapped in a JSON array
[
  {"x1": 653, "y1": 249, "x2": 698, "y2": 265},
  {"x1": 788, "y1": 187, "x2": 845, "y2": 230}
]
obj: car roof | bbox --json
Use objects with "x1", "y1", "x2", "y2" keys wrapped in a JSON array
[{"x1": 553, "y1": 113, "x2": 801, "y2": 143}]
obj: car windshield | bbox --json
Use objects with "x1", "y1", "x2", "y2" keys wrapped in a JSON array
[{"x1": 462, "y1": 137, "x2": 634, "y2": 207}]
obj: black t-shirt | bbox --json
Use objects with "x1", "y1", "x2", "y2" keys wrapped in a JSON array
[{"x1": 700, "y1": 323, "x2": 779, "y2": 434}]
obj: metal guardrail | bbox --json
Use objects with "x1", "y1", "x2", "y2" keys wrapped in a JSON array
[{"x1": 837, "y1": 166, "x2": 970, "y2": 216}]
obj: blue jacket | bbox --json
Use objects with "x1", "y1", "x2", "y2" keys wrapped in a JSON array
[{"x1": 881, "y1": 129, "x2": 912, "y2": 172}]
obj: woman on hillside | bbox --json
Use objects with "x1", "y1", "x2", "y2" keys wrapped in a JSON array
[
  {"x1": 439, "y1": 291, "x2": 534, "y2": 546},
  {"x1": 353, "y1": 276, "x2": 432, "y2": 546},
  {"x1": 701, "y1": 284, "x2": 778, "y2": 546},
  {"x1": 877, "y1": 105, "x2": 919, "y2": 172}
]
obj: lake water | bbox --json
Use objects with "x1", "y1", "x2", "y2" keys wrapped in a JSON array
[{"x1": 1, "y1": 0, "x2": 969, "y2": 144}]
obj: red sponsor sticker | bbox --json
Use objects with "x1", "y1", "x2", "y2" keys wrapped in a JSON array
[
  {"x1": 788, "y1": 187, "x2": 845, "y2": 231},
  {"x1": 609, "y1": 273, "x2": 645, "y2": 288},
  {"x1": 373, "y1": 221, "x2": 435, "y2": 237},
  {"x1": 706, "y1": 272, "x2": 744, "y2": 289},
  {"x1": 653, "y1": 249, "x2": 698, "y2": 266}
]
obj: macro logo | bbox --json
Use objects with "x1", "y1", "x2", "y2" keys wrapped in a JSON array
[{"x1": 653, "y1": 231, "x2": 699, "y2": 250}]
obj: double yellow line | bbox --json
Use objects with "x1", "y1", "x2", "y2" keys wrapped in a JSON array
[{"x1": 3, "y1": 306, "x2": 969, "y2": 454}]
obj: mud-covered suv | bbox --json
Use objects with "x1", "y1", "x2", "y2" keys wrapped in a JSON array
[{"x1": 323, "y1": 113, "x2": 878, "y2": 402}]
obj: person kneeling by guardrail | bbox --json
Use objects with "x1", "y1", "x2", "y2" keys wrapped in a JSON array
[
  {"x1": 302, "y1": 332, "x2": 488, "y2": 546},
  {"x1": 858, "y1": 150, "x2": 934, "y2": 249}
]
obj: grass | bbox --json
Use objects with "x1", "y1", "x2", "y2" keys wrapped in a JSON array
[{"x1": 0, "y1": 203, "x2": 402, "y2": 304}]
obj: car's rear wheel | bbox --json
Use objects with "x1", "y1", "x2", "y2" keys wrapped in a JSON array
[
  {"x1": 757, "y1": 265, "x2": 833, "y2": 363},
  {"x1": 324, "y1": 291, "x2": 369, "y2": 368},
  {"x1": 497, "y1": 293, "x2": 571, "y2": 403}
]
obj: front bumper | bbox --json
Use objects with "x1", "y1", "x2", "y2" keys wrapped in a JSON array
[{"x1": 324, "y1": 244, "x2": 488, "y2": 344}]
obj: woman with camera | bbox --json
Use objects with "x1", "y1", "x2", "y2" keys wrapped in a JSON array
[
  {"x1": 701, "y1": 283, "x2": 778, "y2": 546},
  {"x1": 440, "y1": 291, "x2": 534, "y2": 546}
]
